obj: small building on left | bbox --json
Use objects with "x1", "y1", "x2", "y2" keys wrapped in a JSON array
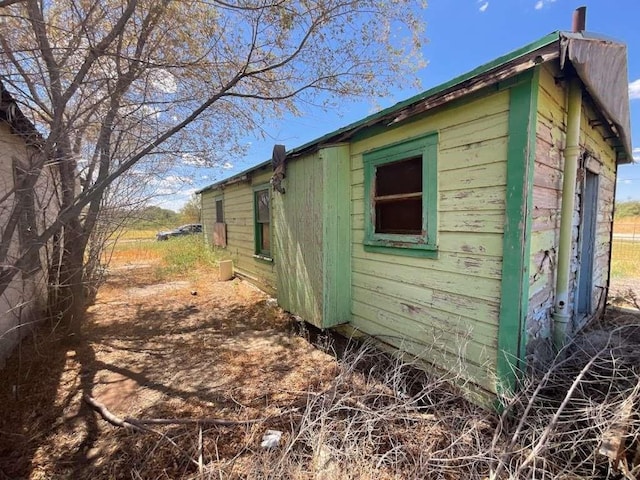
[{"x1": 0, "y1": 81, "x2": 56, "y2": 367}]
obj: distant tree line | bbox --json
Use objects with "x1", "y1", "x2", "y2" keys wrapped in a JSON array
[
  {"x1": 615, "y1": 201, "x2": 640, "y2": 219},
  {"x1": 121, "y1": 196, "x2": 201, "y2": 229}
]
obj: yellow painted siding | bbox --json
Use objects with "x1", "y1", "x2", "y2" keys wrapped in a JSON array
[
  {"x1": 349, "y1": 90, "x2": 510, "y2": 395},
  {"x1": 200, "y1": 168, "x2": 276, "y2": 294},
  {"x1": 527, "y1": 63, "x2": 565, "y2": 352},
  {"x1": 528, "y1": 63, "x2": 618, "y2": 357}
]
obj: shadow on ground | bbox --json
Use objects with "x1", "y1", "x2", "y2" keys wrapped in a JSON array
[{"x1": 0, "y1": 273, "x2": 337, "y2": 479}]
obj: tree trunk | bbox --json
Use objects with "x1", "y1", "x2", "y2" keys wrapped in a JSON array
[{"x1": 50, "y1": 220, "x2": 86, "y2": 341}]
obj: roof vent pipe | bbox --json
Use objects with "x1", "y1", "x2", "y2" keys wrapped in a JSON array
[{"x1": 572, "y1": 6, "x2": 586, "y2": 32}]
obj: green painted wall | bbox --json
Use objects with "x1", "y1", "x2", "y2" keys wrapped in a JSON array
[
  {"x1": 496, "y1": 69, "x2": 539, "y2": 395},
  {"x1": 348, "y1": 89, "x2": 511, "y2": 395},
  {"x1": 201, "y1": 167, "x2": 276, "y2": 294},
  {"x1": 273, "y1": 144, "x2": 352, "y2": 329},
  {"x1": 273, "y1": 152, "x2": 324, "y2": 326},
  {"x1": 321, "y1": 144, "x2": 351, "y2": 327}
]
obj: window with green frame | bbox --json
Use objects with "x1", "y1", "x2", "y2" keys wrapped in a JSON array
[
  {"x1": 254, "y1": 186, "x2": 271, "y2": 257},
  {"x1": 363, "y1": 132, "x2": 438, "y2": 258}
]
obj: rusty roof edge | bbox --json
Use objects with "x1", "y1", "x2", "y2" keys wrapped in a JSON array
[{"x1": 286, "y1": 31, "x2": 562, "y2": 156}]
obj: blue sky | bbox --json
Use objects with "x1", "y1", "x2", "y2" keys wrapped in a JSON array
[{"x1": 156, "y1": 0, "x2": 640, "y2": 210}]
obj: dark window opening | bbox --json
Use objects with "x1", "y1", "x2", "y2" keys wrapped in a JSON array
[
  {"x1": 255, "y1": 189, "x2": 270, "y2": 256},
  {"x1": 215, "y1": 199, "x2": 224, "y2": 223},
  {"x1": 374, "y1": 156, "x2": 422, "y2": 234}
]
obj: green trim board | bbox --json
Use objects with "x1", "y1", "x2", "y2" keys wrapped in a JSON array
[
  {"x1": 362, "y1": 132, "x2": 438, "y2": 258},
  {"x1": 253, "y1": 184, "x2": 272, "y2": 259},
  {"x1": 496, "y1": 68, "x2": 540, "y2": 395},
  {"x1": 321, "y1": 144, "x2": 352, "y2": 327}
]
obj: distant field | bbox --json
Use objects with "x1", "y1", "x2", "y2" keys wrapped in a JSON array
[
  {"x1": 117, "y1": 228, "x2": 160, "y2": 240},
  {"x1": 611, "y1": 240, "x2": 640, "y2": 279},
  {"x1": 613, "y1": 216, "x2": 640, "y2": 234},
  {"x1": 108, "y1": 234, "x2": 227, "y2": 282}
]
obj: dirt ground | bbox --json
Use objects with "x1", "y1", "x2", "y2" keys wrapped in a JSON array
[
  {"x1": 2, "y1": 248, "x2": 639, "y2": 479},
  {"x1": 0, "y1": 260, "x2": 339, "y2": 479},
  {"x1": 609, "y1": 277, "x2": 640, "y2": 308}
]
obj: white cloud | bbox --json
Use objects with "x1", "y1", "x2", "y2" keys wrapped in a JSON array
[
  {"x1": 633, "y1": 148, "x2": 640, "y2": 162},
  {"x1": 151, "y1": 188, "x2": 198, "y2": 211},
  {"x1": 182, "y1": 153, "x2": 207, "y2": 167},
  {"x1": 534, "y1": 0, "x2": 556, "y2": 10},
  {"x1": 222, "y1": 161, "x2": 233, "y2": 170},
  {"x1": 629, "y1": 79, "x2": 640, "y2": 100},
  {"x1": 148, "y1": 175, "x2": 193, "y2": 195},
  {"x1": 479, "y1": 1, "x2": 489, "y2": 12}
]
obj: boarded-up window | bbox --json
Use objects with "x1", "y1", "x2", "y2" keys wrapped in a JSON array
[{"x1": 254, "y1": 187, "x2": 271, "y2": 257}]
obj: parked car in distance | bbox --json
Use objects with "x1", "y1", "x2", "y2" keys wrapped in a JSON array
[{"x1": 156, "y1": 224, "x2": 202, "y2": 241}]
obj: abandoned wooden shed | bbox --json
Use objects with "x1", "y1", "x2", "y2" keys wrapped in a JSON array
[
  {"x1": 197, "y1": 29, "x2": 633, "y2": 399},
  {"x1": 0, "y1": 81, "x2": 53, "y2": 367}
]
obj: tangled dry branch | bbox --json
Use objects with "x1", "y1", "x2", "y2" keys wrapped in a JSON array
[{"x1": 88, "y1": 318, "x2": 640, "y2": 479}]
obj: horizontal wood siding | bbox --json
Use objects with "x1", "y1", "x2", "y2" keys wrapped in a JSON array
[
  {"x1": 527, "y1": 63, "x2": 565, "y2": 359},
  {"x1": 274, "y1": 152, "x2": 324, "y2": 326},
  {"x1": 201, "y1": 168, "x2": 276, "y2": 294},
  {"x1": 528, "y1": 63, "x2": 618, "y2": 361},
  {"x1": 350, "y1": 90, "x2": 510, "y2": 395}
]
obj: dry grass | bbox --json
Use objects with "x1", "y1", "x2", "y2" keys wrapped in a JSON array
[
  {"x1": 611, "y1": 241, "x2": 640, "y2": 279},
  {"x1": 1, "y1": 238, "x2": 640, "y2": 479},
  {"x1": 117, "y1": 228, "x2": 160, "y2": 240},
  {"x1": 613, "y1": 216, "x2": 640, "y2": 234}
]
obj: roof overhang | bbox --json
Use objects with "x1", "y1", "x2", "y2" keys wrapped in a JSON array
[
  {"x1": 560, "y1": 32, "x2": 633, "y2": 163},
  {"x1": 0, "y1": 80, "x2": 43, "y2": 149}
]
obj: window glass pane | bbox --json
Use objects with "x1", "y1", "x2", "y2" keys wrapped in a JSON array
[
  {"x1": 215, "y1": 200, "x2": 224, "y2": 223},
  {"x1": 261, "y1": 223, "x2": 270, "y2": 252},
  {"x1": 375, "y1": 156, "x2": 422, "y2": 197},
  {"x1": 376, "y1": 198, "x2": 422, "y2": 234},
  {"x1": 256, "y1": 190, "x2": 270, "y2": 223}
]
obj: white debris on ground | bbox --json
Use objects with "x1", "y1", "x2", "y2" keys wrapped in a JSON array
[{"x1": 260, "y1": 430, "x2": 283, "y2": 449}]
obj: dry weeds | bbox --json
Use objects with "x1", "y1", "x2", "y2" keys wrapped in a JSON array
[{"x1": 1, "y1": 249, "x2": 639, "y2": 479}]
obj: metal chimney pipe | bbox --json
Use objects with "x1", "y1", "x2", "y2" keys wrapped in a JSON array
[{"x1": 572, "y1": 6, "x2": 586, "y2": 32}]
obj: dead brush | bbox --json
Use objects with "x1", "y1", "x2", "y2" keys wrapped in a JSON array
[
  {"x1": 125, "y1": 318, "x2": 640, "y2": 480},
  {"x1": 493, "y1": 317, "x2": 640, "y2": 480},
  {"x1": 201, "y1": 340, "x2": 497, "y2": 479}
]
